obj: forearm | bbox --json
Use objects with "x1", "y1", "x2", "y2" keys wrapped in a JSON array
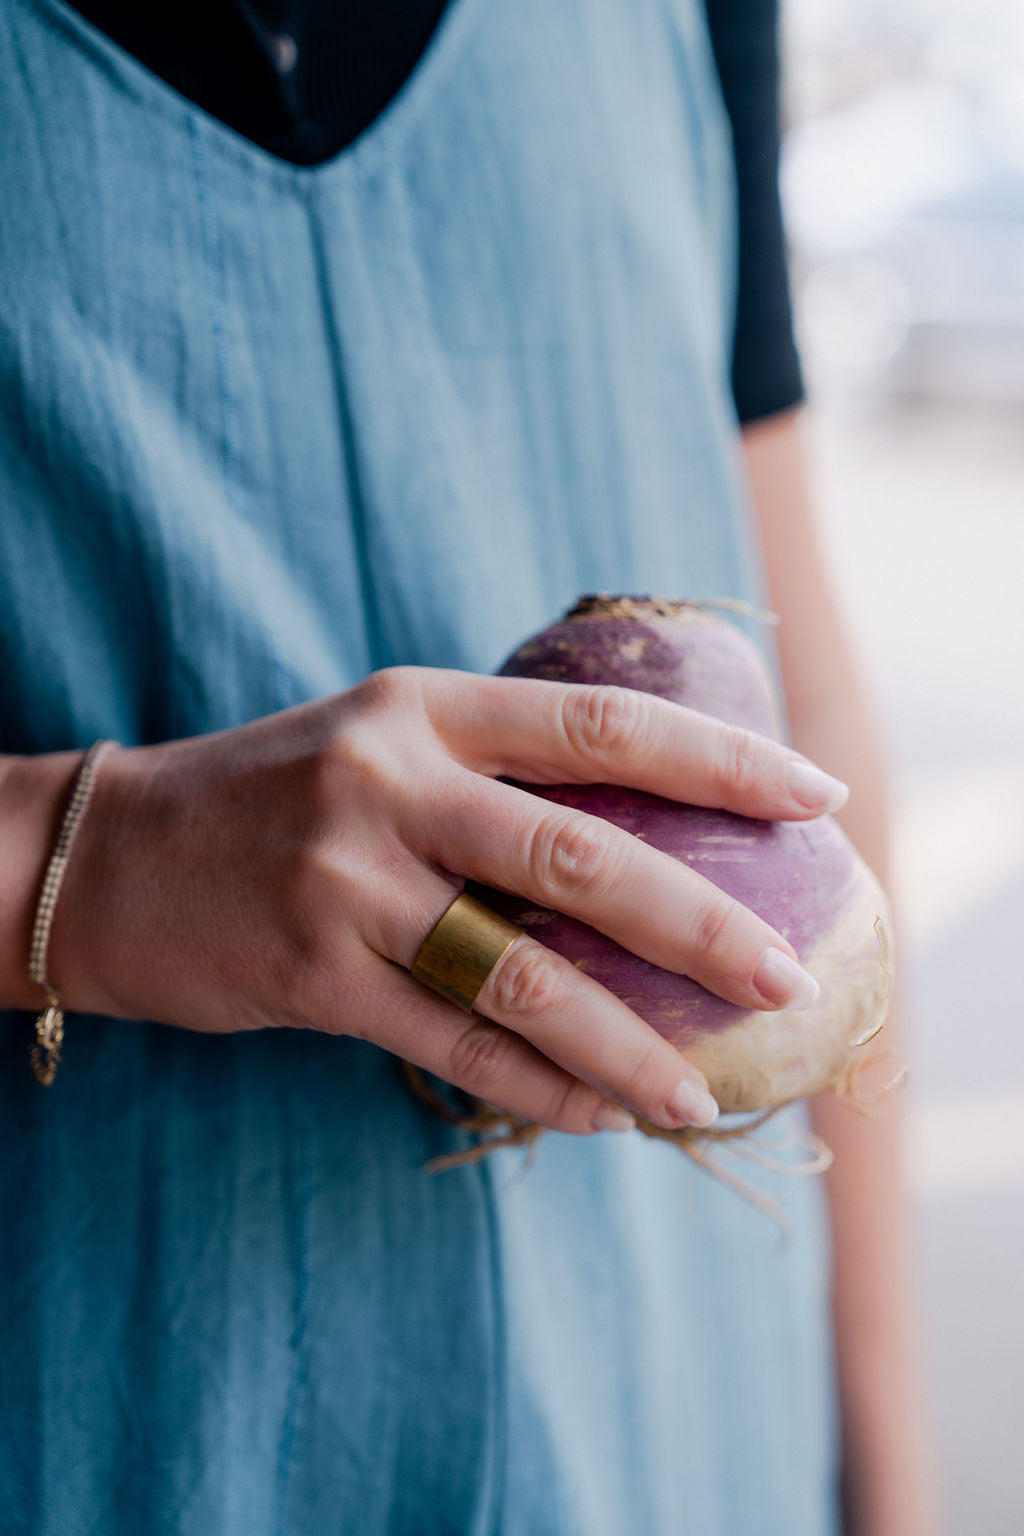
[
  {"x1": 742, "y1": 408, "x2": 937, "y2": 1534},
  {"x1": 788, "y1": 662, "x2": 934, "y2": 1536},
  {"x1": 0, "y1": 751, "x2": 84, "y2": 1010}
]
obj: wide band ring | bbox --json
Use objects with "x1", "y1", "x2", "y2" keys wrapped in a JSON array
[{"x1": 410, "y1": 892, "x2": 525, "y2": 1013}]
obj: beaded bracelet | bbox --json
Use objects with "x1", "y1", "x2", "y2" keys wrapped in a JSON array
[{"x1": 28, "y1": 740, "x2": 118, "y2": 1085}]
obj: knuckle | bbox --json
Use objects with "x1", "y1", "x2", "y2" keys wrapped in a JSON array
[
  {"x1": 614, "y1": 1036, "x2": 670, "y2": 1111},
  {"x1": 267, "y1": 740, "x2": 371, "y2": 853},
  {"x1": 317, "y1": 726, "x2": 381, "y2": 789},
  {"x1": 320, "y1": 674, "x2": 428, "y2": 800},
  {"x1": 296, "y1": 734, "x2": 385, "y2": 833},
  {"x1": 529, "y1": 810, "x2": 608, "y2": 903},
  {"x1": 713, "y1": 725, "x2": 762, "y2": 801},
  {"x1": 562, "y1": 684, "x2": 645, "y2": 761},
  {"x1": 691, "y1": 892, "x2": 741, "y2": 964},
  {"x1": 448, "y1": 1019, "x2": 518, "y2": 1095},
  {"x1": 538, "y1": 1075, "x2": 599, "y2": 1136},
  {"x1": 352, "y1": 665, "x2": 420, "y2": 717},
  {"x1": 487, "y1": 942, "x2": 564, "y2": 1019}
]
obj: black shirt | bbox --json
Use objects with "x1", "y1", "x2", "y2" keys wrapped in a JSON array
[{"x1": 68, "y1": 0, "x2": 805, "y2": 423}]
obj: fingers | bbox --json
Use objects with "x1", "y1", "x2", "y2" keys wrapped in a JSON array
[
  {"x1": 429, "y1": 773, "x2": 820, "y2": 1013},
  {"x1": 353, "y1": 951, "x2": 644, "y2": 1137},
  {"x1": 425, "y1": 672, "x2": 848, "y2": 820},
  {"x1": 472, "y1": 933, "x2": 719, "y2": 1130},
  {"x1": 360, "y1": 881, "x2": 719, "y2": 1134}
]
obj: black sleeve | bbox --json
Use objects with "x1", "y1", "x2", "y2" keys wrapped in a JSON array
[{"x1": 703, "y1": 0, "x2": 806, "y2": 423}]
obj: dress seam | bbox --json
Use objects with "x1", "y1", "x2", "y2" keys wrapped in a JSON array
[
  {"x1": 188, "y1": 117, "x2": 243, "y2": 505},
  {"x1": 307, "y1": 199, "x2": 393, "y2": 673}
]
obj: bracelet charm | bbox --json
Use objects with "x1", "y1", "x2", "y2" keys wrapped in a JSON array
[{"x1": 31, "y1": 997, "x2": 65, "y2": 1087}]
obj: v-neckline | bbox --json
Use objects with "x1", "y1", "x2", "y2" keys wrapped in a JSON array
[{"x1": 27, "y1": 0, "x2": 484, "y2": 195}]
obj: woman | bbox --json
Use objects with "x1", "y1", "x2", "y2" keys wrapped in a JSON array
[{"x1": 0, "y1": 0, "x2": 933, "y2": 1530}]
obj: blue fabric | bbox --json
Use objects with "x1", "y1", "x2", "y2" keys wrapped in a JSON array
[{"x1": 0, "y1": 0, "x2": 841, "y2": 1531}]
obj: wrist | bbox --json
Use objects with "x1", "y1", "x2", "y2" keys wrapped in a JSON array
[
  {"x1": 45, "y1": 739, "x2": 147, "y2": 1019},
  {"x1": 0, "y1": 750, "x2": 88, "y2": 1010}
]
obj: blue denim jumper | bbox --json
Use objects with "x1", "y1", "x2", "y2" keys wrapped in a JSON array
[{"x1": 0, "y1": 0, "x2": 840, "y2": 1530}]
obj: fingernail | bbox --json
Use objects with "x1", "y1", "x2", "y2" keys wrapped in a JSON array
[
  {"x1": 592, "y1": 1102, "x2": 637, "y2": 1134},
  {"x1": 667, "y1": 1077, "x2": 719, "y2": 1129},
  {"x1": 787, "y1": 761, "x2": 849, "y2": 813},
  {"x1": 753, "y1": 946, "x2": 820, "y2": 1009}
]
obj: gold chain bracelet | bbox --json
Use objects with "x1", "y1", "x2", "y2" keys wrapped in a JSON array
[{"x1": 28, "y1": 739, "x2": 118, "y2": 1085}]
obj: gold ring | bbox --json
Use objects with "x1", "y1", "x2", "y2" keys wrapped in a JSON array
[{"x1": 411, "y1": 892, "x2": 524, "y2": 1013}]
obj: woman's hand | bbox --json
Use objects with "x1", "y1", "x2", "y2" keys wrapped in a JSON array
[{"x1": 40, "y1": 667, "x2": 847, "y2": 1135}]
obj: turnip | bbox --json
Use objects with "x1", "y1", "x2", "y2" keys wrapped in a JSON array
[{"x1": 403, "y1": 595, "x2": 895, "y2": 1190}]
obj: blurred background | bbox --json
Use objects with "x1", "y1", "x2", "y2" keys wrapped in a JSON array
[{"x1": 780, "y1": 3, "x2": 1024, "y2": 1530}]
